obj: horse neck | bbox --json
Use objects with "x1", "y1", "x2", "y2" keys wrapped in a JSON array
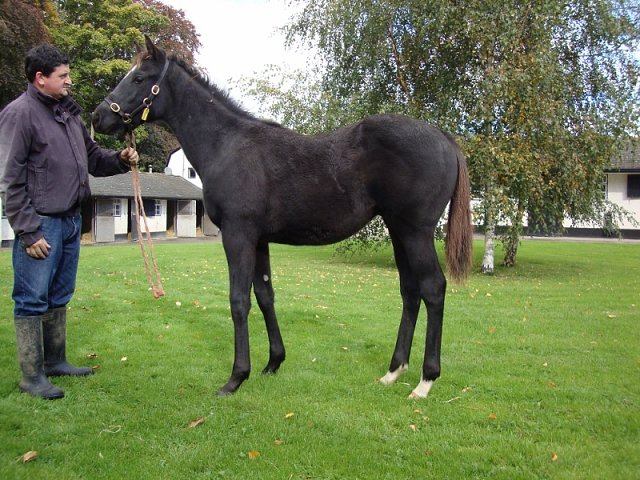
[{"x1": 161, "y1": 63, "x2": 251, "y2": 171}]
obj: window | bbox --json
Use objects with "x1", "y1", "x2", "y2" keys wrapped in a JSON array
[
  {"x1": 188, "y1": 167, "x2": 197, "y2": 179},
  {"x1": 155, "y1": 200, "x2": 162, "y2": 216},
  {"x1": 113, "y1": 199, "x2": 122, "y2": 217},
  {"x1": 142, "y1": 199, "x2": 156, "y2": 216},
  {"x1": 178, "y1": 200, "x2": 193, "y2": 215},
  {"x1": 628, "y1": 175, "x2": 640, "y2": 198}
]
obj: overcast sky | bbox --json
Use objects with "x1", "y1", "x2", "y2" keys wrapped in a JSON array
[{"x1": 161, "y1": 0, "x2": 309, "y2": 113}]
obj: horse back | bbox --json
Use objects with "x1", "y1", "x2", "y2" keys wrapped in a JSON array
[{"x1": 210, "y1": 114, "x2": 460, "y2": 244}]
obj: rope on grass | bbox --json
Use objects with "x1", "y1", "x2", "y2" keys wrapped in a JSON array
[{"x1": 125, "y1": 131, "x2": 165, "y2": 298}]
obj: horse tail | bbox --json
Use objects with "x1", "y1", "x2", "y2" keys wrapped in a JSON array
[{"x1": 445, "y1": 141, "x2": 473, "y2": 284}]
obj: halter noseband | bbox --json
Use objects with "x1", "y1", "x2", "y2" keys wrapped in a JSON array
[{"x1": 105, "y1": 58, "x2": 170, "y2": 126}]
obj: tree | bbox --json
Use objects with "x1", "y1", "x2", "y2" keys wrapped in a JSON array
[
  {"x1": 44, "y1": 0, "x2": 200, "y2": 166},
  {"x1": 0, "y1": 0, "x2": 53, "y2": 108},
  {"x1": 134, "y1": 0, "x2": 199, "y2": 65},
  {"x1": 271, "y1": 0, "x2": 640, "y2": 268}
]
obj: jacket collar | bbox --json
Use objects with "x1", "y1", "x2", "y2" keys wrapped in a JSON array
[{"x1": 26, "y1": 83, "x2": 83, "y2": 117}]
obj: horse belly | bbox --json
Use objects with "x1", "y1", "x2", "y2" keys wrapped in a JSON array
[{"x1": 268, "y1": 197, "x2": 374, "y2": 246}]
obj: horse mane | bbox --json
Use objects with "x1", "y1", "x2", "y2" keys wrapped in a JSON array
[{"x1": 172, "y1": 54, "x2": 259, "y2": 119}]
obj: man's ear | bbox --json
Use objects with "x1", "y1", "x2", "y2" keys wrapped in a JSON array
[{"x1": 35, "y1": 71, "x2": 46, "y2": 87}]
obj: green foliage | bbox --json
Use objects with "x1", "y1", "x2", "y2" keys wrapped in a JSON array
[
  {"x1": 0, "y1": 240, "x2": 639, "y2": 478},
  {"x1": 49, "y1": 0, "x2": 200, "y2": 160},
  {"x1": 48, "y1": 0, "x2": 168, "y2": 122},
  {"x1": 0, "y1": 0, "x2": 52, "y2": 108},
  {"x1": 335, "y1": 215, "x2": 391, "y2": 254},
  {"x1": 248, "y1": 0, "x2": 640, "y2": 261},
  {"x1": 0, "y1": 0, "x2": 201, "y2": 158}
]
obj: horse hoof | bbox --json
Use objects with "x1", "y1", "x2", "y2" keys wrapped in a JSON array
[
  {"x1": 408, "y1": 379, "x2": 434, "y2": 400},
  {"x1": 217, "y1": 381, "x2": 242, "y2": 396},
  {"x1": 217, "y1": 388, "x2": 233, "y2": 397},
  {"x1": 261, "y1": 361, "x2": 282, "y2": 376},
  {"x1": 379, "y1": 364, "x2": 409, "y2": 385}
]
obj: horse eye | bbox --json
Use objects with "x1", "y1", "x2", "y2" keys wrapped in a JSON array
[{"x1": 133, "y1": 76, "x2": 144, "y2": 84}]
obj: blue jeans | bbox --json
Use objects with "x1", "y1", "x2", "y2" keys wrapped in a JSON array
[{"x1": 12, "y1": 214, "x2": 81, "y2": 317}]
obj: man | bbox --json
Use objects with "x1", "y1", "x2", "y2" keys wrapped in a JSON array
[{"x1": 0, "y1": 44, "x2": 139, "y2": 400}]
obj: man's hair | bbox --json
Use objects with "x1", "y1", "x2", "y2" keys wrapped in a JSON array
[{"x1": 24, "y1": 44, "x2": 69, "y2": 83}]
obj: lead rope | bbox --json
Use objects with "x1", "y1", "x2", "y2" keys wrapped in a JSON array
[{"x1": 125, "y1": 130, "x2": 165, "y2": 298}]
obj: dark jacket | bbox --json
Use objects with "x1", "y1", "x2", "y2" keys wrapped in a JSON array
[{"x1": 0, "y1": 84, "x2": 130, "y2": 245}]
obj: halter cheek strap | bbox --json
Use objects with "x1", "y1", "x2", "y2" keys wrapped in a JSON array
[{"x1": 105, "y1": 59, "x2": 170, "y2": 126}]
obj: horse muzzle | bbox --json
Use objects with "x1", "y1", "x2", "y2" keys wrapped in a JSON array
[{"x1": 91, "y1": 104, "x2": 126, "y2": 135}]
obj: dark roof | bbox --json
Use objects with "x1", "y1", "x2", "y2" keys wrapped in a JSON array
[
  {"x1": 89, "y1": 172, "x2": 202, "y2": 200},
  {"x1": 607, "y1": 142, "x2": 640, "y2": 172}
]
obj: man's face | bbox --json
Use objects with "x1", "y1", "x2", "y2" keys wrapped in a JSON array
[{"x1": 36, "y1": 64, "x2": 72, "y2": 100}]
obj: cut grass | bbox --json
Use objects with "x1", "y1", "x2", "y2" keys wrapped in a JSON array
[{"x1": 0, "y1": 239, "x2": 638, "y2": 479}]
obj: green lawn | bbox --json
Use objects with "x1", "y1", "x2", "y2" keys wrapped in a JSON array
[{"x1": 0, "y1": 239, "x2": 638, "y2": 479}]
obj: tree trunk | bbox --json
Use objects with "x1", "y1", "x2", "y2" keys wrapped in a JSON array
[
  {"x1": 481, "y1": 191, "x2": 496, "y2": 274},
  {"x1": 481, "y1": 223, "x2": 495, "y2": 274},
  {"x1": 502, "y1": 202, "x2": 525, "y2": 267}
]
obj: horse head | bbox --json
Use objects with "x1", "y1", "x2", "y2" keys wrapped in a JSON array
[{"x1": 92, "y1": 36, "x2": 170, "y2": 135}]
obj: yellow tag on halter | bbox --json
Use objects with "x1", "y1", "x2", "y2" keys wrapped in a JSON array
[{"x1": 141, "y1": 107, "x2": 150, "y2": 121}]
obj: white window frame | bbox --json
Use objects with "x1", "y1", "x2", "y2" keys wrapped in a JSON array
[{"x1": 113, "y1": 199, "x2": 122, "y2": 217}]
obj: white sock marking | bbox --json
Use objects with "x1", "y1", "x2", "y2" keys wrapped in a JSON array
[
  {"x1": 408, "y1": 379, "x2": 434, "y2": 399},
  {"x1": 379, "y1": 364, "x2": 408, "y2": 385}
]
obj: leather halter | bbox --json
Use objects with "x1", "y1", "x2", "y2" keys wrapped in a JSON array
[{"x1": 104, "y1": 59, "x2": 170, "y2": 126}]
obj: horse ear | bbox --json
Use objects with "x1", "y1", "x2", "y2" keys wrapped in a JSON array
[
  {"x1": 144, "y1": 34, "x2": 165, "y2": 61},
  {"x1": 144, "y1": 35, "x2": 155, "y2": 55}
]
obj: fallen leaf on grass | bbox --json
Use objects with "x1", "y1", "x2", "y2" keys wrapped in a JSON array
[
  {"x1": 187, "y1": 416, "x2": 206, "y2": 428},
  {"x1": 551, "y1": 452, "x2": 559, "y2": 462},
  {"x1": 248, "y1": 450, "x2": 261, "y2": 460},
  {"x1": 120, "y1": 356, "x2": 128, "y2": 362},
  {"x1": 274, "y1": 440, "x2": 284, "y2": 446},
  {"x1": 488, "y1": 413, "x2": 497, "y2": 420},
  {"x1": 409, "y1": 424, "x2": 417, "y2": 432},
  {"x1": 284, "y1": 412, "x2": 295, "y2": 419},
  {"x1": 87, "y1": 353, "x2": 98, "y2": 359},
  {"x1": 20, "y1": 451, "x2": 37, "y2": 463}
]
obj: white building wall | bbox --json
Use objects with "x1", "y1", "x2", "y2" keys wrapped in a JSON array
[
  {"x1": 1, "y1": 198, "x2": 12, "y2": 243},
  {"x1": 167, "y1": 149, "x2": 202, "y2": 188},
  {"x1": 134, "y1": 199, "x2": 167, "y2": 235},
  {"x1": 114, "y1": 198, "x2": 129, "y2": 235},
  {"x1": 606, "y1": 173, "x2": 640, "y2": 229},
  {"x1": 562, "y1": 173, "x2": 640, "y2": 230}
]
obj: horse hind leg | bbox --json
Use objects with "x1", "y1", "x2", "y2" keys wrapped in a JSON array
[
  {"x1": 405, "y1": 236, "x2": 446, "y2": 400},
  {"x1": 253, "y1": 242, "x2": 286, "y2": 375},
  {"x1": 379, "y1": 233, "x2": 421, "y2": 386}
]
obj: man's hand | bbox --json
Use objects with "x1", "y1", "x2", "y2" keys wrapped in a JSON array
[
  {"x1": 120, "y1": 147, "x2": 139, "y2": 166},
  {"x1": 26, "y1": 237, "x2": 51, "y2": 259}
]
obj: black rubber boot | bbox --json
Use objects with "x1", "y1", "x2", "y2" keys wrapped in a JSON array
[
  {"x1": 15, "y1": 316, "x2": 64, "y2": 400},
  {"x1": 43, "y1": 307, "x2": 94, "y2": 377}
]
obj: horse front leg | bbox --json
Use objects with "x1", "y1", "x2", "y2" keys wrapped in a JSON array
[
  {"x1": 253, "y1": 241, "x2": 285, "y2": 375},
  {"x1": 218, "y1": 234, "x2": 257, "y2": 396}
]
